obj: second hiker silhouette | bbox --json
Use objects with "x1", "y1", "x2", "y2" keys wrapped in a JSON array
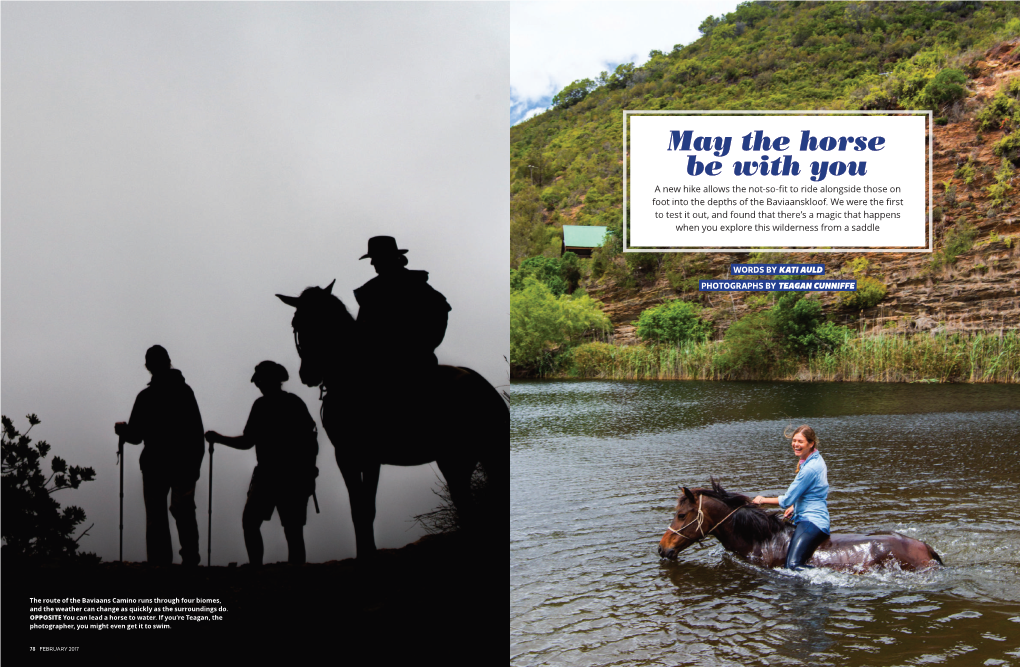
[
  {"x1": 205, "y1": 361, "x2": 318, "y2": 566},
  {"x1": 115, "y1": 345, "x2": 204, "y2": 566}
]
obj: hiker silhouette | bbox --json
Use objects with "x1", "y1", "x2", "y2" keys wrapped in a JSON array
[
  {"x1": 354, "y1": 236, "x2": 451, "y2": 377},
  {"x1": 204, "y1": 361, "x2": 318, "y2": 566},
  {"x1": 115, "y1": 345, "x2": 204, "y2": 566},
  {"x1": 276, "y1": 237, "x2": 508, "y2": 560}
]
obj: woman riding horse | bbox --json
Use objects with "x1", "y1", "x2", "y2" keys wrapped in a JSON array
[
  {"x1": 659, "y1": 479, "x2": 942, "y2": 572},
  {"x1": 751, "y1": 425, "x2": 829, "y2": 571}
]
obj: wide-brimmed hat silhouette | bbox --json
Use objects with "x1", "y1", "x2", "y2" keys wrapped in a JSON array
[{"x1": 360, "y1": 236, "x2": 408, "y2": 260}]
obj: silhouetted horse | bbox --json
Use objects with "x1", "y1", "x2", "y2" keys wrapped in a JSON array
[
  {"x1": 659, "y1": 480, "x2": 943, "y2": 572},
  {"x1": 277, "y1": 281, "x2": 508, "y2": 559}
]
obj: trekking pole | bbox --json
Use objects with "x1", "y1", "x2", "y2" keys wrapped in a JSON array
[
  {"x1": 117, "y1": 435, "x2": 125, "y2": 562},
  {"x1": 207, "y1": 439, "x2": 214, "y2": 566}
]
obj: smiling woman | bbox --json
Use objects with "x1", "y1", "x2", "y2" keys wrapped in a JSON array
[{"x1": 752, "y1": 425, "x2": 830, "y2": 571}]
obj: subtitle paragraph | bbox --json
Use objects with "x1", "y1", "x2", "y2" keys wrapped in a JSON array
[{"x1": 652, "y1": 182, "x2": 902, "y2": 235}]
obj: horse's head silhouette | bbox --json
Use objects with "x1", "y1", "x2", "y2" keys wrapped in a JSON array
[{"x1": 276, "y1": 280, "x2": 355, "y2": 389}]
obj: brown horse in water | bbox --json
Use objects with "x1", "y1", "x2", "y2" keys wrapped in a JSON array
[{"x1": 658, "y1": 480, "x2": 943, "y2": 572}]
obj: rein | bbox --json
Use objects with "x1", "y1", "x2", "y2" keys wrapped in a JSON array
[{"x1": 666, "y1": 494, "x2": 744, "y2": 545}]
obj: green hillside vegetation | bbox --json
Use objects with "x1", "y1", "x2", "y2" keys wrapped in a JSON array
[
  {"x1": 511, "y1": 1, "x2": 1018, "y2": 264},
  {"x1": 510, "y1": 275, "x2": 612, "y2": 375},
  {"x1": 510, "y1": 1, "x2": 1020, "y2": 381}
]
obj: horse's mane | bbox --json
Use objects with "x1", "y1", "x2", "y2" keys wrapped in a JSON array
[{"x1": 699, "y1": 478, "x2": 791, "y2": 543}]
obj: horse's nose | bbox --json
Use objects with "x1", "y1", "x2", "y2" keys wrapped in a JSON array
[{"x1": 658, "y1": 545, "x2": 677, "y2": 560}]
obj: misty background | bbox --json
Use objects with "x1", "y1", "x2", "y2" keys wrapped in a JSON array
[{"x1": 2, "y1": 2, "x2": 509, "y2": 565}]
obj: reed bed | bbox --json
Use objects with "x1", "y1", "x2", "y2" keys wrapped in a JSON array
[
  {"x1": 563, "y1": 332, "x2": 1020, "y2": 383},
  {"x1": 805, "y1": 331, "x2": 1020, "y2": 383},
  {"x1": 568, "y1": 341, "x2": 724, "y2": 380}
]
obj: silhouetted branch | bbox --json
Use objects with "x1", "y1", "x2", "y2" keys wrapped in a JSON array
[
  {"x1": 73, "y1": 523, "x2": 95, "y2": 543},
  {"x1": 413, "y1": 464, "x2": 489, "y2": 535}
]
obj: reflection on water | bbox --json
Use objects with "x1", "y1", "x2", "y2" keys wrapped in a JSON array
[{"x1": 511, "y1": 381, "x2": 1020, "y2": 667}]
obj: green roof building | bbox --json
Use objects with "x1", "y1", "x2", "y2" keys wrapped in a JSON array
[{"x1": 562, "y1": 225, "x2": 608, "y2": 257}]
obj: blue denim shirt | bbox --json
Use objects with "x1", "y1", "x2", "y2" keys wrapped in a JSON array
[{"x1": 778, "y1": 450, "x2": 829, "y2": 533}]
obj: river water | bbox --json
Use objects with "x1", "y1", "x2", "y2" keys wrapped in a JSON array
[{"x1": 510, "y1": 381, "x2": 1020, "y2": 666}]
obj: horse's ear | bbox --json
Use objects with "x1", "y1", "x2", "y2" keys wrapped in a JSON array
[
  {"x1": 324, "y1": 279, "x2": 335, "y2": 294},
  {"x1": 276, "y1": 293, "x2": 301, "y2": 307},
  {"x1": 682, "y1": 487, "x2": 697, "y2": 503}
]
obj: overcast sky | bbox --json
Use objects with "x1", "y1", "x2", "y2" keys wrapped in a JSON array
[
  {"x1": 509, "y1": 0, "x2": 742, "y2": 124},
  {"x1": 2, "y1": 2, "x2": 508, "y2": 565}
]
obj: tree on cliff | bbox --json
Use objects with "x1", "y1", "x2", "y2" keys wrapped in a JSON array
[
  {"x1": 2, "y1": 414, "x2": 99, "y2": 563},
  {"x1": 552, "y1": 78, "x2": 596, "y2": 109}
]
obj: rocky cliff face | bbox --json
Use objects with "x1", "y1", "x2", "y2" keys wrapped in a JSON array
[{"x1": 587, "y1": 42, "x2": 1020, "y2": 345}]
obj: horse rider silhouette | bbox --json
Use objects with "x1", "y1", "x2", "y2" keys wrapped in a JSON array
[{"x1": 353, "y1": 236, "x2": 451, "y2": 381}]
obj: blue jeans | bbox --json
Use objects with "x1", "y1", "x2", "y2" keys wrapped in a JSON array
[{"x1": 786, "y1": 520, "x2": 828, "y2": 571}]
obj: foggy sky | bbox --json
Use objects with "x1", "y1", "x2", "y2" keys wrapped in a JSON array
[{"x1": 2, "y1": 2, "x2": 509, "y2": 565}]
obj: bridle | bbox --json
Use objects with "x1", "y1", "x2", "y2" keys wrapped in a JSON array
[
  {"x1": 293, "y1": 326, "x2": 328, "y2": 400},
  {"x1": 665, "y1": 493, "x2": 743, "y2": 545}
]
